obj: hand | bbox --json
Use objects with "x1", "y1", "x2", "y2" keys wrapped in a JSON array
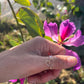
[{"x1": 0, "y1": 36, "x2": 77, "y2": 83}]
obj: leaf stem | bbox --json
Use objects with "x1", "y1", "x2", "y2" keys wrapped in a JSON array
[{"x1": 7, "y1": 0, "x2": 24, "y2": 42}]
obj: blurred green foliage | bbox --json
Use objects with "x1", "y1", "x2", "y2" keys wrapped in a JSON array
[
  {"x1": 57, "y1": 0, "x2": 84, "y2": 20},
  {"x1": 14, "y1": 0, "x2": 31, "y2": 6},
  {"x1": 0, "y1": 21, "x2": 32, "y2": 52},
  {"x1": 33, "y1": 0, "x2": 55, "y2": 19}
]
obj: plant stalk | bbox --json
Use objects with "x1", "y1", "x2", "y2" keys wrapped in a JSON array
[{"x1": 7, "y1": 0, "x2": 24, "y2": 42}]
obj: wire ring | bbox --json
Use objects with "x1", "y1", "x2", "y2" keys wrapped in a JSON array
[{"x1": 46, "y1": 55, "x2": 53, "y2": 69}]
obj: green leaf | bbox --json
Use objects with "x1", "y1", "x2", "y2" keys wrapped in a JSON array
[
  {"x1": 72, "y1": 6, "x2": 80, "y2": 16},
  {"x1": 16, "y1": 7, "x2": 44, "y2": 37},
  {"x1": 9, "y1": 40, "x2": 19, "y2": 47},
  {"x1": 75, "y1": 7, "x2": 79, "y2": 12},
  {"x1": 56, "y1": 13, "x2": 60, "y2": 18},
  {"x1": 14, "y1": 0, "x2": 31, "y2": 6},
  {"x1": 67, "y1": 4, "x2": 71, "y2": 12},
  {"x1": 44, "y1": 36, "x2": 53, "y2": 41},
  {"x1": 0, "y1": 41, "x2": 3, "y2": 45},
  {"x1": 45, "y1": 82, "x2": 49, "y2": 84},
  {"x1": 71, "y1": 5, "x2": 75, "y2": 10},
  {"x1": 16, "y1": 12, "x2": 25, "y2": 25},
  {"x1": 71, "y1": 0, "x2": 75, "y2": 3},
  {"x1": 40, "y1": 1, "x2": 45, "y2": 7},
  {"x1": 33, "y1": 0, "x2": 38, "y2": 8},
  {"x1": 46, "y1": 2, "x2": 54, "y2": 9},
  {"x1": 66, "y1": 0, "x2": 69, "y2": 3}
]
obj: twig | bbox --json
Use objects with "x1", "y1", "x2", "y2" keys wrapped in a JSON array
[{"x1": 7, "y1": 0, "x2": 24, "y2": 42}]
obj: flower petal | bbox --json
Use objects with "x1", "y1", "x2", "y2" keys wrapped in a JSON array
[
  {"x1": 66, "y1": 49, "x2": 81, "y2": 70},
  {"x1": 64, "y1": 30, "x2": 84, "y2": 47},
  {"x1": 43, "y1": 20, "x2": 58, "y2": 41},
  {"x1": 59, "y1": 19, "x2": 76, "y2": 41},
  {"x1": 19, "y1": 78, "x2": 25, "y2": 84},
  {"x1": 43, "y1": 20, "x2": 52, "y2": 37},
  {"x1": 9, "y1": 79, "x2": 17, "y2": 83}
]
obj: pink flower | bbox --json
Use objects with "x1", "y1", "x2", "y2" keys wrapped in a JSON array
[
  {"x1": 9, "y1": 79, "x2": 17, "y2": 83},
  {"x1": 9, "y1": 78, "x2": 25, "y2": 84},
  {"x1": 43, "y1": 19, "x2": 84, "y2": 70},
  {"x1": 66, "y1": 49, "x2": 81, "y2": 71}
]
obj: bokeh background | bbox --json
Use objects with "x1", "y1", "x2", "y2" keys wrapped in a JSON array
[{"x1": 0, "y1": 0, "x2": 84, "y2": 84}]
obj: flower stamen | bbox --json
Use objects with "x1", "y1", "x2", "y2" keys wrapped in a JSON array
[{"x1": 58, "y1": 34, "x2": 63, "y2": 45}]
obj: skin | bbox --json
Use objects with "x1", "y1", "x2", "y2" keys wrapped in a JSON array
[{"x1": 0, "y1": 36, "x2": 77, "y2": 83}]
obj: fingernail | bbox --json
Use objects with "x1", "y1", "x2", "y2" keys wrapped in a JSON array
[{"x1": 68, "y1": 56, "x2": 77, "y2": 66}]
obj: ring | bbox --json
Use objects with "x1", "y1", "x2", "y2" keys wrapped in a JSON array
[
  {"x1": 49, "y1": 55, "x2": 52, "y2": 58},
  {"x1": 45, "y1": 55, "x2": 53, "y2": 69}
]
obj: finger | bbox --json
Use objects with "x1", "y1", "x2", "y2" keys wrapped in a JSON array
[
  {"x1": 28, "y1": 55, "x2": 77, "y2": 76},
  {"x1": 30, "y1": 36, "x2": 65, "y2": 56},
  {"x1": 28, "y1": 69, "x2": 61, "y2": 83},
  {"x1": 21, "y1": 55, "x2": 77, "y2": 78},
  {"x1": 43, "y1": 55, "x2": 77, "y2": 70},
  {"x1": 45, "y1": 39, "x2": 65, "y2": 55},
  {"x1": 41, "y1": 38, "x2": 65, "y2": 56}
]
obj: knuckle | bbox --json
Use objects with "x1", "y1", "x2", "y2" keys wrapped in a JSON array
[
  {"x1": 60, "y1": 47, "x2": 66, "y2": 55},
  {"x1": 35, "y1": 36, "x2": 42, "y2": 39},
  {"x1": 34, "y1": 36, "x2": 46, "y2": 43}
]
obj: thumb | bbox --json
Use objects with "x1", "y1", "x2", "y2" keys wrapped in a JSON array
[{"x1": 43, "y1": 55, "x2": 77, "y2": 70}]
